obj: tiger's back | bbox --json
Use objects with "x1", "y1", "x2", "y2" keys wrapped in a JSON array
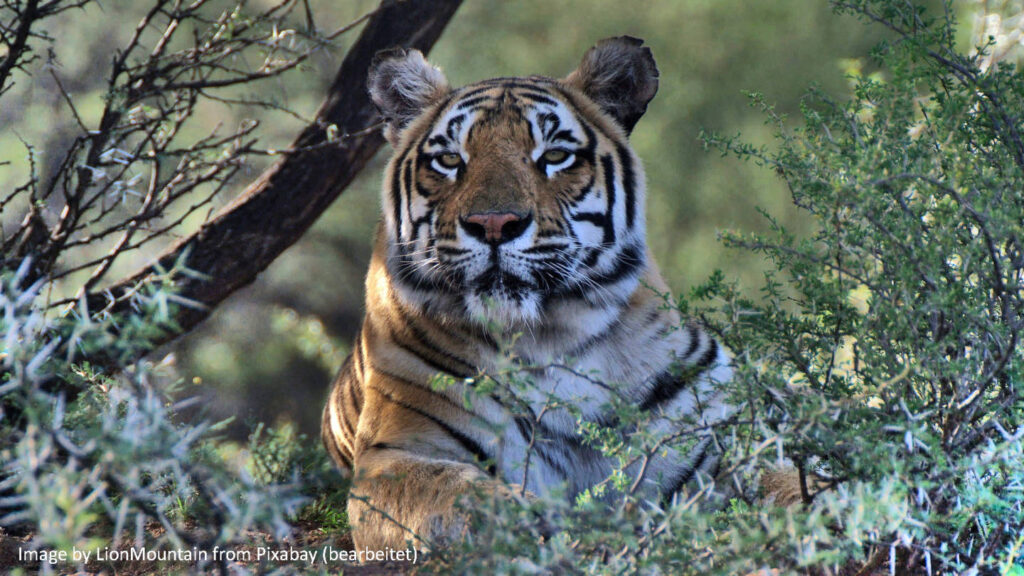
[{"x1": 322, "y1": 37, "x2": 733, "y2": 550}]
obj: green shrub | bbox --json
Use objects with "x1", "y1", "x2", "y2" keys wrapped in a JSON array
[
  {"x1": 2, "y1": 1, "x2": 1021, "y2": 575},
  {"x1": 426, "y1": 1, "x2": 1023, "y2": 574},
  {"x1": 0, "y1": 261, "x2": 314, "y2": 574}
]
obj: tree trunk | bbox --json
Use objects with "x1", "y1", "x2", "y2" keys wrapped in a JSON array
[{"x1": 82, "y1": 0, "x2": 462, "y2": 365}]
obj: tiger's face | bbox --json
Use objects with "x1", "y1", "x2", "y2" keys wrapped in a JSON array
[{"x1": 369, "y1": 38, "x2": 659, "y2": 326}]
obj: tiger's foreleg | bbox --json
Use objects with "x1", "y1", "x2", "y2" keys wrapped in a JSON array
[
  {"x1": 346, "y1": 447, "x2": 513, "y2": 551},
  {"x1": 338, "y1": 374, "x2": 526, "y2": 552}
]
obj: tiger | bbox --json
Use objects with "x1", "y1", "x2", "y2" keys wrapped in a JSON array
[{"x1": 321, "y1": 36, "x2": 735, "y2": 552}]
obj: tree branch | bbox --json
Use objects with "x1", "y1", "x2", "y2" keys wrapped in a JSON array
[
  {"x1": 78, "y1": 0, "x2": 463, "y2": 366},
  {"x1": 0, "y1": 0, "x2": 41, "y2": 96}
]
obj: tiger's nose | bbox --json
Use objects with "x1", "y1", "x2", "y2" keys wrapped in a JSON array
[{"x1": 461, "y1": 211, "x2": 532, "y2": 244}]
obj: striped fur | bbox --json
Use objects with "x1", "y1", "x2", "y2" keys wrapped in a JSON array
[{"x1": 322, "y1": 37, "x2": 733, "y2": 551}]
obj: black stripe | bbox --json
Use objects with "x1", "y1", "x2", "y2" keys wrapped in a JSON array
[
  {"x1": 322, "y1": 427, "x2": 351, "y2": 468},
  {"x1": 390, "y1": 152, "x2": 409, "y2": 243},
  {"x1": 513, "y1": 414, "x2": 533, "y2": 440},
  {"x1": 564, "y1": 173, "x2": 598, "y2": 209},
  {"x1": 352, "y1": 337, "x2": 367, "y2": 398},
  {"x1": 388, "y1": 335, "x2": 456, "y2": 377},
  {"x1": 553, "y1": 243, "x2": 644, "y2": 301},
  {"x1": 408, "y1": 323, "x2": 476, "y2": 376},
  {"x1": 578, "y1": 122, "x2": 598, "y2": 165},
  {"x1": 455, "y1": 96, "x2": 492, "y2": 111},
  {"x1": 351, "y1": 345, "x2": 364, "y2": 381},
  {"x1": 414, "y1": 180, "x2": 437, "y2": 198},
  {"x1": 450, "y1": 84, "x2": 499, "y2": 103},
  {"x1": 695, "y1": 338, "x2": 719, "y2": 368},
  {"x1": 445, "y1": 113, "x2": 466, "y2": 140},
  {"x1": 409, "y1": 201, "x2": 434, "y2": 225},
  {"x1": 486, "y1": 79, "x2": 557, "y2": 91},
  {"x1": 436, "y1": 246, "x2": 469, "y2": 256},
  {"x1": 564, "y1": 315, "x2": 624, "y2": 359},
  {"x1": 573, "y1": 211, "x2": 607, "y2": 228},
  {"x1": 614, "y1": 140, "x2": 637, "y2": 228},
  {"x1": 390, "y1": 300, "x2": 476, "y2": 378},
  {"x1": 366, "y1": 442, "x2": 400, "y2": 452},
  {"x1": 598, "y1": 153, "x2": 618, "y2": 245},
  {"x1": 377, "y1": 364, "x2": 480, "y2": 418},
  {"x1": 644, "y1": 307, "x2": 660, "y2": 325},
  {"x1": 371, "y1": 386, "x2": 496, "y2": 475},
  {"x1": 533, "y1": 442, "x2": 571, "y2": 480},
  {"x1": 389, "y1": 250, "x2": 457, "y2": 294},
  {"x1": 663, "y1": 438, "x2": 713, "y2": 499},
  {"x1": 539, "y1": 112, "x2": 559, "y2": 139},
  {"x1": 411, "y1": 90, "x2": 461, "y2": 138},
  {"x1": 341, "y1": 375, "x2": 360, "y2": 424},
  {"x1": 409, "y1": 208, "x2": 434, "y2": 236},
  {"x1": 639, "y1": 368, "x2": 689, "y2": 412},
  {"x1": 325, "y1": 389, "x2": 355, "y2": 465},
  {"x1": 338, "y1": 400, "x2": 357, "y2": 441},
  {"x1": 352, "y1": 375, "x2": 363, "y2": 407},
  {"x1": 322, "y1": 401, "x2": 347, "y2": 461},
  {"x1": 640, "y1": 337, "x2": 720, "y2": 412},
  {"x1": 522, "y1": 243, "x2": 569, "y2": 254},
  {"x1": 683, "y1": 324, "x2": 701, "y2": 358},
  {"x1": 593, "y1": 243, "x2": 643, "y2": 283},
  {"x1": 554, "y1": 85, "x2": 618, "y2": 144},
  {"x1": 551, "y1": 129, "x2": 580, "y2": 144},
  {"x1": 583, "y1": 242, "x2": 644, "y2": 286},
  {"x1": 515, "y1": 91, "x2": 558, "y2": 105},
  {"x1": 513, "y1": 416, "x2": 572, "y2": 479}
]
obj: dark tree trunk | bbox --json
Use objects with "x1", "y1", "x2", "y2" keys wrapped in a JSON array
[{"x1": 82, "y1": 0, "x2": 462, "y2": 364}]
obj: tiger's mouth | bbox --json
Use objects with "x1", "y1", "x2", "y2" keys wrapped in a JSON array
[
  {"x1": 465, "y1": 284, "x2": 540, "y2": 325},
  {"x1": 473, "y1": 266, "x2": 534, "y2": 296},
  {"x1": 470, "y1": 264, "x2": 539, "y2": 308},
  {"x1": 454, "y1": 249, "x2": 574, "y2": 325},
  {"x1": 395, "y1": 222, "x2": 585, "y2": 326}
]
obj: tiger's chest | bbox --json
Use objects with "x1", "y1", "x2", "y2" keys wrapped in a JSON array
[{"x1": 483, "y1": 304, "x2": 694, "y2": 496}]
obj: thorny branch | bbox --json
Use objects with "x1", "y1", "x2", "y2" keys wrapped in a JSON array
[{"x1": 1, "y1": 0, "x2": 464, "y2": 379}]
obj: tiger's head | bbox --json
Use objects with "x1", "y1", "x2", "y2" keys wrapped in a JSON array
[{"x1": 369, "y1": 37, "x2": 659, "y2": 326}]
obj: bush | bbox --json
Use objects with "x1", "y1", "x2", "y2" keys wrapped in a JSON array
[
  {"x1": 2, "y1": 0, "x2": 1021, "y2": 575},
  {"x1": 425, "y1": 1, "x2": 1023, "y2": 574},
  {"x1": 702, "y1": 0, "x2": 1024, "y2": 571},
  {"x1": 0, "y1": 1, "x2": 360, "y2": 573},
  {"x1": 0, "y1": 259, "x2": 325, "y2": 574}
]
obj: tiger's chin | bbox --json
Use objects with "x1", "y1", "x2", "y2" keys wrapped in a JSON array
[
  {"x1": 457, "y1": 268, "x2": 542, "y2": 327},
  {"x1": 464, "y1": 287, "x2": 543, "y2": 328}
]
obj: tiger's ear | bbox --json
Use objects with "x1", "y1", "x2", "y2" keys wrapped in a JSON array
[
  {"x1": 368, "y1": 48, "x2": 450, "y2": 146},
  {"x1": 564, "y1": 36, "x2": 659, "y2": 134}
]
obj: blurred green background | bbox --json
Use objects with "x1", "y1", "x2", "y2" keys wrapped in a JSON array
[{"x1": 3, "y1": 0, "x2": 966, "y2": 438}]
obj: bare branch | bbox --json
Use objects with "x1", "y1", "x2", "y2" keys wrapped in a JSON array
[
  {"x1": 65, "y1": 0, "x2": 463, "y2": 369},
  {"x1": 0, "y1": 0, "x2": 41, "y2": 96}
]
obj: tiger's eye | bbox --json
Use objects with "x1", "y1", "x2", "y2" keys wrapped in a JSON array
[
  {"x1": 438, "y1": 153, "x2": 462, "y2": 168},
  {"x1": 542, "y1": 149, "x2": 570, "y2": 164}
]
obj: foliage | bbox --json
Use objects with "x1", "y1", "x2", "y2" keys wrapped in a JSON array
[
  {"x1": 247, "y1": 422, "x2": 350, "y2": 535},
  {"x1": 0, "y1": 0, "x2": 347, "y2": 291},
  {"x1": 2, "y1": 0, "x2": 889, "y2": 444},
  {"x1": 415, "y1": 1, "x2": 1024, "y2": 574},
  {"x1": 2, "y1": 0, "x2": 1022, "y2": 574},
  {"x1": 1, "y1": 1, "x2": 360, "y2": 573},
  {"x1": 1, "y1": 258, "x2": 312, "y2": 574},
  {"x1": 171, "y1": 0, "x2": 883, "y2": 439},
  {"x1": 700, "y1": 0, "x2": 1024, "y2": 570}
]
